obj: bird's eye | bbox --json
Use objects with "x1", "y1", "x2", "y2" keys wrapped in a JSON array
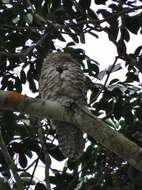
[{"x1": 56, "y1": 66, "x2": 63, "y2": 73}]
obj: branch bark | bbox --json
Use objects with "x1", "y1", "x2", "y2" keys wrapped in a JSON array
[{"x1": 0, "y1": 90, "x2": 142, "y2": 172}]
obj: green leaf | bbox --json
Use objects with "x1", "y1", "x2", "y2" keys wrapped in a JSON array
[
  {"x1": 107, "y1": 63, "x2": 122, "y2": 73},
  {"x1": 97, "y1": 70, "x2": 106, "y2": 80},
  {"x1": 66, "y1": 42, "x2": 76, "y2": 47},
  {"x1": 35, "y1": 183, "x2": 47, "y2": 190},
  {"x1": 0, "y1": 178, "x2": 11, "y2": 190},
  {"x1": 95, "y1": 0, "x2": 108, "y2": 5},
  {"x1": 126, "y1": 72, "x2": 139, "y2": 82},
  {"x1": 134, "y1": 46, "x2": 142, "y2": 56},
  {"x1": 69, "y1": 33, "x2": 79, "y2": 43},
  {"x1": 109, "y1": 79, "x2": 119, "y2": 85},
  {"x1": 20, "y1": 70, "x2": 26, "y2": 84},
  {"x1": 79, "y1": 0, "x2": 91, "y2": 10},
  {"x1": 2, "y1": 0, "x2": 10, "y2": 4},
  {"x1": 63, "y1": 0, "x2": 74, "y2": 14},
  {"x1": 19, "y1": 153, "x2": 28, "y2": 168},
  {"x1": 46, "y1": 143, "x2": 65, "y2": 161},
  {"x1": 88, "y1": 9, "x2": 98, "y2": 19},
  {"x1": 114, "y1": 101, "x2": 122, "y2": 120},
  {"x1": 97, "y1": 9, "x2": 111, "y2": 18},
  {"x1": 125, "y1": 15, "x2": 140, "y2": 34},
  {"x1": 20, "y1": 172, "x2": 32, "y2": 178},
  {"x1": 15, "y1": 77, "x2": 22, "y2": 93},
  {"x1": 26, "y1": 13, "x2": 33, "y2": 24},
  {"x1": 22, "y1": 177, "x2": 36, "y2": 186}
]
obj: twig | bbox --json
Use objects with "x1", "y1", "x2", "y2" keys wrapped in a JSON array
[
  {"x1": 0, "y1": 129, "x2": 24, "y2": 190},
  {"x1": 18, "y1": 158, "x2": 39, "y2": 172},
  {"x1": 0, "y1": 25, "x2": 46, "y2": 31},
  {"x1": 38, "y1": 123, "x2": 51, "y2": 190},
  {"x1": 26, "y1": 158, "x2": 39, "y2": 190},
  {"x1": 102, "y1": 57, "x2": 118, "y2": 90},
  {"x1": 89, "y1": 56, "x2": 118, "y2": 106}
]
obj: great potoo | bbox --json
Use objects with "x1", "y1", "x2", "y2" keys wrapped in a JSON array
[{"x1": 39, "y1": 52, "x2": 86, "y2": 160}]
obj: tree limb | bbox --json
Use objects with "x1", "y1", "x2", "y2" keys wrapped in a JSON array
[
  {"x1": 0, "y1": 90, "x2": 142, "y2": 172},
  {"x1": 0, "y1": 130, "x2": 25, "y2": 190},
  {"x1": 0, "y1": 32, "x2": 49, "y2": 58}
]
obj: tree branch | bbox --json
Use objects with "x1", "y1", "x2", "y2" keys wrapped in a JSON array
[
  {"x1": 26, "y1": 158, "x2": 39, "y2": 190},
  {"x1": 95, "y1": 5, "x2": 142, "y2": 26},
  {"x1": 0, "y1": 90, "x2": 142, "y2": 172},
  {"x1": 0, "y1": 32, "x2": 49, "y2": 58},
  {"x1": 89, "y1": 56, "x2": 118, "y2": 106},
  {"x1": 0, "y1": 130, "x2": 25, "y2": 190}
]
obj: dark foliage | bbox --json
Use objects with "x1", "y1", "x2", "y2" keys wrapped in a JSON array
[{"x1": 0, "y1": 0, "x2": 142, "y2": 189}]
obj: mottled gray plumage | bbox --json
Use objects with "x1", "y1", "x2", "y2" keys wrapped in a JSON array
[{"x1": 39, "y1": 52, "x2": 86, "y2": 160}]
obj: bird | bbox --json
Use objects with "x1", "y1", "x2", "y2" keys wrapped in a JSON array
[{"x1": 39, "y1": 52, "x2": 87, "y2": 160}]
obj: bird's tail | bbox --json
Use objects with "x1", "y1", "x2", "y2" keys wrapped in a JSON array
[{"x1": 55, "y1": 121, "x2": 85, "y2": 160}]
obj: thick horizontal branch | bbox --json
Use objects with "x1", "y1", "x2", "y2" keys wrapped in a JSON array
[{"x1": 0, "y1": 90, "x2": 142, "y2": 172}]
